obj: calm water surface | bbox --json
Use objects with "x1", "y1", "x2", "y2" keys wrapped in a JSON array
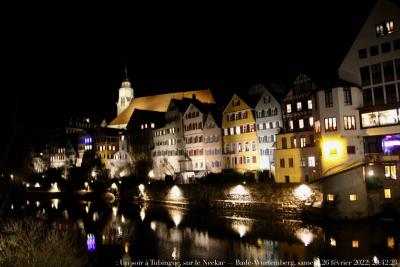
[{"x1": 4, "y1": 197, "x2": 400, "y2": 266}]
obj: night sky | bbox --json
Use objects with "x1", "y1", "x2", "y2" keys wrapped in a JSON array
[{"x1": 0, "y1": 1, "x2": 384, "y2": 170}]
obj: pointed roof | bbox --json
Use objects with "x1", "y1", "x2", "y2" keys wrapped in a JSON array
[
  {"x1": 108, "y1": 89, "x2": 215, "y2": 128},
  {"x1": 123, "y1": 62, "x2": 129, "y2": 82}
]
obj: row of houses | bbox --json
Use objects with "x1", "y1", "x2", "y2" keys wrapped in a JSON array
[{"x1": 34, "y1": 0, "x2": 399, "y2": 188}]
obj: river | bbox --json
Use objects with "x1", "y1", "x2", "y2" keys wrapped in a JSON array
[{"x1": 3, "y1": 197, "x2": 400, "y2": 266}]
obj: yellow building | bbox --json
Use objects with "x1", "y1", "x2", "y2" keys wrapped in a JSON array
[{"x1": 222, "y1": 94, "x2": 260, "y2": 172}]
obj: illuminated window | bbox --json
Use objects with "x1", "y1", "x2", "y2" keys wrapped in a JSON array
[
  {"x1": 349, "y1": 194, "x2": 358, "y2": 201},
  {"x1": 307, "y1": 100, "x2": 312, "y2": 109},
  {"x1": 235, "y1": 126, "x2": 240, "y2": 135},
  {"x1": 344, "y1": 116, "x2": 356, "y2": 130},
  {"x1": 286, "y1": 104, "x2": 292, "y2": 113},
  {"x1": 309, "y1": 117, "x2": 314, "y2": 127},
  {"x1": 238, "y1": 143, "x2": 242, "y2": 152},
  {"x1": 315, "y1": 120, "x2": 321, "y2": 133},
  {"x1": 327, "y1": 194, "x2": 335, "y2": 201},
  {"x1": 300, "y1": 136, "x2": 306, "y2": 148},
  {"x1": 352, "y1": 240, "x2": 359, "y2": 248},
  {"x1": 230, "y1": 128, "x2": 234, "y2": 135},
  {"x1": 330, "y1": 238, "x2": 336, "y2": 247},
  {"x1": 151, "y1": 123, "x2": 155, "y2": 128},
  {"x1": 384, "y1": 188, "x2": 392, "y2": 199},
  {"x1": 141, "y1": 124, "x2": 144, "y2": 129},
  {"x1": 297, "y1": 102, "x2": 302, "y2": 111},
  {"x1": 387, "y1": 236, "x2": 395, "y2": 249},
  {"x1": 289, "y1": 120, "x2": 294, "y2": 130},
  {"x1": 299, "y1": 119, "x2": 304, "y2": 129},
  {"x1": 308, "y1": 156, "x2": 315, "y2": 167},
  {"x1": 385, "y1": 165, "x2": 397, "y2": 179},
  {"x1": 245, "y1": 142, "x2": 249, "y2": 152},
  {"x1": 376, "y1": 20, "x2": 394, "y2": 37},
  {"x1": 324, "y1": 117, "x2": 337, "y2": 131}
]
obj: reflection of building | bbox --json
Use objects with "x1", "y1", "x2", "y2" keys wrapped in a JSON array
[
  {"x1": 222, "y1": 94, "x2": 260, "y2": 172},
  {"x1": 253, "y1": 84, "x2": 283, "y2": 172}
]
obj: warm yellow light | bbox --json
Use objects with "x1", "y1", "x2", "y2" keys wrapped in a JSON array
[
  {"x1": 140, "y1": 206, "x2": 146, "y2": 221},
  {"x1": 34, "y1": 182, "x2": 40, "y2": 188},
  {"x1": 368, "y1": 170, "x2": 374, "y2": 176},
  {"x1": 350, "y1": 194, "x2": 358, "y2": 201},
  {"x1": 231, "y1": 221, "x2": 251, "y2": 238},
  {"x1": 138, "y1": 184, "x2": 145, "y2": 194},
  {"x1": 124, "y1": 242, "x2": 129, "y2": 253},
  {"x1": 387, "y1": 236, "x2": 395, "y2": 249},
  {"x1": 321, "y1": 139, "x2": 344, "y2": 159},
  {"x1": 295, "y1": 228, "x2": 314, "y2": 246},
  {"x1": 327, "y1": 194, "x2": 335, "y2": 201},
  {"x1": 330, "y1": 238, "x2": 336, "y2": 247},
  {"x1": 230, "y1": 185, "x2": 248, "y2": 196},
  {"x1": 294, "y1": 184, "x2": 312, "y2": 200},
  {"x1": 168, "y1": 209, "x2": 183, "y2": 227},
  {"x1": 384, "y1": 188, "x2": 391, "y2": 199},
  {"x1": 150, "y1": 221, "x2": 157, "y2": 231},
  {"x1": 169, "y1": 185, "x2": 182, "y2": 199},
  {"x1": 111, "y1": 183, "x2": 118, "y2": 190},
  {"x1": 352, "y1": 240, "x2": 359, "y2": 248},
  {"x1": 148, "y1": 170, "x2": 155, "y2": 178},
  {"x1": 49, "y1": 182, "x2": 60, "y2": 192},
  {"x1": 51, "y1": 198, "x2": 59, "y2": 209}
]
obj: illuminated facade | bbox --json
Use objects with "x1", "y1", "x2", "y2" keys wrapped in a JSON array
[
  {"x1": 254, "y1": 84, "x2": 282, "y2": 171},
  {"x1": 203, "y1": 112, "x2": 223, "y2": 174},
  {"x1": 181, "y1": 102, "x2": 208, "y2": 181},
  {"x1": 94, "y1": 127, "x2": 120, "y2": 171},
  {"x1": 222, "y1": 94, "x2": 260, "y2": 172},
  {"x1": 152, "y1": 99, "x2": 190, "y2": 180},
  {"x1": 338, "y1": 0, "x2": 400, "y2": 185},
  {"x1": 275, "y1": 74, "x2": 320, "y2": 183},
  {"x1": 116, "y1": 69, "x2": 134, "y2": 116}
]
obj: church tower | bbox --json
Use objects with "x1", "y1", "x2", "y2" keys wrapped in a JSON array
[{"x1": 116, "y1": 65, "x2": 134, "y2": 116}]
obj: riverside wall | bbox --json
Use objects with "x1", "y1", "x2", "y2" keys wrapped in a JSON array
[{"x1": 125, "y1": 182, "x2": 323, "y2": 216}]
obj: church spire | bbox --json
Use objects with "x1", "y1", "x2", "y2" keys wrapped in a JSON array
[{"x1": 123, "y1": 62, "x2": 129, "y2": 82}]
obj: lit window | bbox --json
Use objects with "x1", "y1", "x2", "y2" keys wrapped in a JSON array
[
  {"x1": 352, "y1": 240, "x2": 359, "y2": 248},
  {"x1": 308, "y1": 156, "x2": 315, "y2": 167},
  {"x1": 141, "y1": 124, "x2": 144, "y2": 129},
  {"x1": 385, "y1": 165, "x2": 397, "y2": 179},
  {"x1": 300, "y1": 136, "x2": 306, "y2": 148},
  {"x1": 376, "y1": 20, "x2": 394, "y2": 37},
  {"x1": 151, "y1": 123, "x2": 155, "y2": 128},
  {"x1": 230, "y1": 128, "x2": 234, "y2": 135},
  {"x1": 259, "y1": 123, "x2": 264, "y2": 130},
  {"x1": 307, "y1": 100, "x2": 312, "y2": 109},
  {"x1": 327, "y1": 194, "x2": 335, "y2": 201},
  {"x1": 235, "y1": 126, "x2": 240, "y2": 135},
  {"x1": 286, "y1": 104, "x2": 292, "y2": 113},
  {"x1": 387, "y1": 236, "x2": 395, "y2": 249},
  {"x1": 297, "y1": 102, "x2": 302, "y2": 111},
  {"x1": 344, "y1": 116, "x2": 356, "y2": 130},
  {"x1": 121, "y1": 135, "x2": 125, "y2": 141},
  {"x1": 238, "y1": 143, "x2": 242, "y2": 152},
  {"x1": 309, "y1": 117, "x2": 314, "y2": 127},
  {"x1": 224, "y1": 128, "x2": 228, "y2": 136},
  {"x1": 384, "y1": 188, "x2": 392, "y2": 199},
  {"x1": 315, "y1": 120, "x2": 320, "y2": 133},
  {"x1": 289, "y1": 120, "x2": 294, "y2": 130},
  {"x1": 330, "y1": 238, "x2": 336, "y2": 247},
  {"x1": 299, "y1": 119, "x2": 304, "y2": 129},
  {"x1": 145, "y1": 123, "x2": 148, "y2": 128},
  {"x1": 324, "y1": 117, "x2": 337, "y2": 131},
  {"x1": 349, "y1": 194, "x2": 358, "y2": 201}
]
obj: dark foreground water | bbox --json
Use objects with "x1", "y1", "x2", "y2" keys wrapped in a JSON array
[{"x1": 3, "y1": 197, "x2": 400, "y2": 266}]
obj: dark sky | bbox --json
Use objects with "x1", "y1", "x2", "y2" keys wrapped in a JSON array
[{"x1": 1, "y1": 1, "x2": 383, "y2": 170}]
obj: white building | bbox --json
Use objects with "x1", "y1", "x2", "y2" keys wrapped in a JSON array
[
  {"x1": 203, "y1": 112, "x2": 223, "y2": 174},
  {"x1": 254, "y1": 84, "x2": 282, "y2": 172},
  {"x1": 181, "y1": 102, "x2": 207, "y2": 181},
  {"x1": 152, "y1": 99, "x2": 189, "y2": 180}
]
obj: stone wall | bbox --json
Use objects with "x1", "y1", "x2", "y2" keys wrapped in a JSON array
[{"x1": 131, "y1": 182, "x2": 322, "y2": 215}]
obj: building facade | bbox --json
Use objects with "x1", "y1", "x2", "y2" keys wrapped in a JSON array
[
  {"x1": 203, "y1": 112, "x2": 223, "y2": 174},
  {"x1": 254, "y1": 85, "x2": 282, "y2": 172},
  {"x1": 275, "y1": 74, "x2": 320, "y2": 183},
  {"x1": 222, "y1": 94, "x2": 260, "y2": 172}
]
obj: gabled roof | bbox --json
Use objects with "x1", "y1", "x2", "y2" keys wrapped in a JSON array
[
  {"x1": 127, "y1": 109, "x2": 165, "y2": 130},
  {"x1": 109, "y1": 89, "x2": 215, "y2": 127}
]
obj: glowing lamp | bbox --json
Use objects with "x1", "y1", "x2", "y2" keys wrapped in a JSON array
[
  {"x1": 169, "y1": 185, "x2": 182, "y2": 199},
  {"x1": 294, "y1": 184, "x2": 312, "y2": 200},
  {"x1": 321, "y1": 140, "x2": 343, "y2": 159},
  {"x1": 138, "y1": 184, "x2": 145, "y2": 194},
  {"x1": 230, "y1": 185, "x2": 247, "y2": 196}
]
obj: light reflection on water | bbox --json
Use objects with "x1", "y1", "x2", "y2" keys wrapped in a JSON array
[{"x1": 5, "y1": 198, "x2": 400, "y2": 266}]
